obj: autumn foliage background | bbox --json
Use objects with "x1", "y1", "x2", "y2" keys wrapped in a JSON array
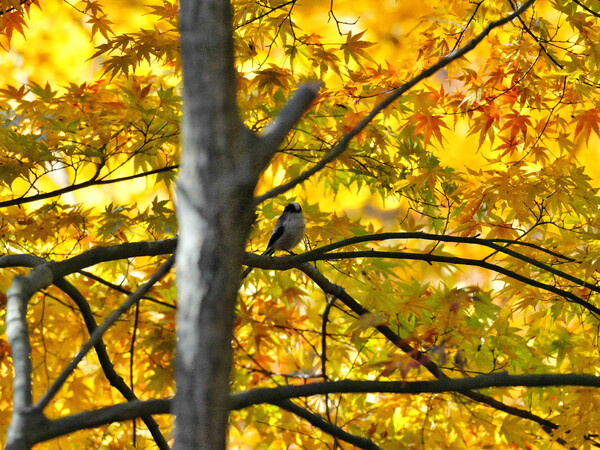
[{"x1": 1, "y1": 0, "x2": 600, "y2": 448}]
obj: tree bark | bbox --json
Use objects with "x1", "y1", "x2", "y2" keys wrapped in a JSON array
[
  {"x1": 175, "y1": 0, "x2": 257, "y2": 447},
  {"x1": 176, "y1": 0, "x2": 320, "y2": 446}
]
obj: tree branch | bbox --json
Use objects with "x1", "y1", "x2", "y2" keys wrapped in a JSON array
[
  {"x1": 0, "y1": 165, "x2": 178, "y2": 209},
  {"x1": 51, "y1": 238, "x2": 177, "y2": 278},
  {"x1": 5, "y1": 265, "x2": 54, "y2": 448},
  {"x1": 0, "y1": 0, "x2": 34, "y2": 16},
  {"x1": 232, "y1": 374, "x2": 600, "y2": 409},
  {"x1": 3, "y1": 240, "x2": 176, "y2": 448},
  {"x1": 0, "y1": 239, "x2": 176, "y2": 278},
  {"x1": 52, "y1": 279, "x2": 170, "y2": 449},
  {"x1": 245, "y1": 239, "x2": 600, "y2": 317},
  {"x1": 6, "y1": 267, "x2": 54, "y2": 410},
  {"x1": 34, "y1": 398, "x2": 172, "y2": 444},
  {"x1": 3, "y1": 248, "x2": 173, "y2": 447},
  {"x1": 299, "y1": 263, "x2": 447, "y2": 376},
  {"x1": 572, "y1": 0, "x2": 600, "y2": 17},
  {"x1": 234, "y1": 0, "x2": 297, "y2": 28},
  {"x1": 312, "y1": 250, "x2": 600, "y2": 316},
  {"x1": 253, "y1": 0, "x2": 536, "y2": 204},
  {"x1": 0, "y1": 254, "x2": 46, "y2": 269},
  {"x1": 34, "y1": 255, "x2": 175, "y2": 412},
  {"x1": 507, "y1": 0, "x2": 563, "y2": 68},
  {"x1": 305, "y1": 230, "x2": 545, "y2": 262},
  {"x1": 260, "y1": 82, "x2": 322, "y2": 151},
  {"x1": 271, "y1": 399, "x2": 380, "y2": 450},
  {"x1": 304, "y1": 232, "x2": 595, "y2": 295},
  {"x1": 79, "y1": 269, "x2": 176, "y2": 309}
]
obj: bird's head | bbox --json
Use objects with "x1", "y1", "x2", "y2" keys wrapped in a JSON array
[{"x1": 285, "y1": 202, "x2": 302, "y2": 213}]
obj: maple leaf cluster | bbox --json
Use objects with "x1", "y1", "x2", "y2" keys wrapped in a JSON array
[{"x1": 0, "y1": 0, "x2": 599, "y2": 448}]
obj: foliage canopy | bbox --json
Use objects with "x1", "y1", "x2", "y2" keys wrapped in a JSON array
[{"x1": 1, "y1": 0, "x2": 600, "y2": 448}]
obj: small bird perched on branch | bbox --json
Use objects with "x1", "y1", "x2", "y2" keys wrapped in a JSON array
[{"x1": 242, "y1": 201, "x2": 306, "y2": 279}]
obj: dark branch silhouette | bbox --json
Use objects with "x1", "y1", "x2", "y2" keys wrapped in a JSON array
[
  {"x1": 4, "y1": 243, "x2": 176, "y2": 448},
  {"x1": 35, "y1": 255, "x2": 175, "y2": 412},
  {"x1": 244, "y1": 232, "x2": 600, "y2": 317},
  {"x1": 271, "y1": 399, "x2": 380, "y2": 450},
  {"x1": 572, "y1": 0, "x2": 600, "y2": 17},
  {"x1": 35, "y1": 398, "x2": 171, "y2": 444},
  {"x1": 0, "y1": 164, "x2": 178, "y2": 209},
  {"x1": 232, "y1": 374, "x2": 600, "y2": 409},
  {"x1": 53, "y1": 279, "x2": 169, "y2": 449}
]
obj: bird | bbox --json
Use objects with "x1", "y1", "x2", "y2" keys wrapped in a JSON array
[{"x1": 241, "y1": 201, "x2": 306, "y2": 279}]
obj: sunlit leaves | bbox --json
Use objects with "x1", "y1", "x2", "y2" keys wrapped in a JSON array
[
  {"x1": 410, "y1": 112, "x2": 447, "y2": 147},
  {"x1": 0, "y1": 5, "x2": 180, "y2": 444},
  {"x1": 86, "y1": 12, "x2": 113, "y2": 40},
  {"x1": 0, "y1": 0, "x2": 38, "y2": 48},
  {"x1": 0, "y1": 76, "x2": 179, "y2": 247},
  {"x1": 340, "y1": 29, "x2": 375, "y2": 65},
  {"x1": 1, "y1": 0, "x2": 600, "y2": 447},
  {"x1": 89, "y1": 1, "x2": 179, "y2": 78},
  {"x1": 231, "y1": 1, "x2": 600, "y2": 447}
]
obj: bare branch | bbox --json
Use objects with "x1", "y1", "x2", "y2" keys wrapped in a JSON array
[
  {"x1": 451, "y1": 1, "x2": 484, "y2": 51},
  {"x1": 0, "y1": 254, "x2": 45, "y2": 269},
  {"x1": 0, "y1": 240, "x2": 176, "y2": 278},
  {"x1": 3, "y1": 240, "x2": 175, "y2": 446},
  {"x1": 303, "y1": 232, "x2": 591, "y2": 294},
  {"x1": 271, "y1": 399, "x2": 380, "y2": 450},
  {"x1": 572, "y1": 0, "x2": 600, "y2": 17},
  {"x1": 0, "y1": 165, "x2": 178, "y2": 209},
  {"x1": 79, "y1": 269, "x2": 176, "y2": 309},
  {"x1": 34, "y1": 255, "x2": 175, "y2": 412},
  {"x1": 253, "y1": 0, "x2": 536, "y2": 204},
  {"x1": 507, "y1": 0, "x2": 563, "y2": 68},
  {"x1": 51, "y1": 239, "x2": 177, "y2": 278},
  {"x1": 5, "y1": 263, "x2": 55, "y2": 448},
  {"x1": 299, "y1": 262, "x2": 447, "y2": 377},
  {"x1": 3, "y1": 248, "x2": 173, "y2": 448},
  {"x1": 310, "y1": 250, "x2": 600, "y2": 316},
  {"x1": 244, "y1": 232, "x2": 600, "y2": 316},
  {"x1": 35, "y1": 398, "x2": 171, "y2": 444},
  {"x1": 53, "y1": 279, "x2": 170, "y2": 449},
  {"x1": 234, "y1": 0, "x2": 297, "y2": 29},
  {"x1": 260, "y1": 82, "x2": 322, "y2": 151},
  {"x1": 232, "y1": 373, "x2": 600, "y2": 409},
  {"x1": 6, "y1": 267, "x2": 54, "y2": 409}
]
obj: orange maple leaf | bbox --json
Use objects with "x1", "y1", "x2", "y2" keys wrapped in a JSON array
[{"x1": 574, "y1": 108, "x2": 600, "y2": 144}]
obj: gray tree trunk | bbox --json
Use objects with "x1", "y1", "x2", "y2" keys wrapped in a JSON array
[
  {"x1": 176, "y1": 1, "x2": 320, "y2": 447},
  {"x1": 175, "y1": 0, "x2": 257, "y2": 448}
]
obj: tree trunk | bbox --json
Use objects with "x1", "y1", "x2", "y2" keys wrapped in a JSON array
[
  {"x1": 175, "y1": 0, "x2": 256, "y2": 447},
  {"x1": 176, "y1": 1, "x2": 321, "y2": 446}
]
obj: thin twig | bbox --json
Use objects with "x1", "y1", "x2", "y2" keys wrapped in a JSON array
[{"x1": 0, "y1": 165, "x2": 178, "y2": 209}]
